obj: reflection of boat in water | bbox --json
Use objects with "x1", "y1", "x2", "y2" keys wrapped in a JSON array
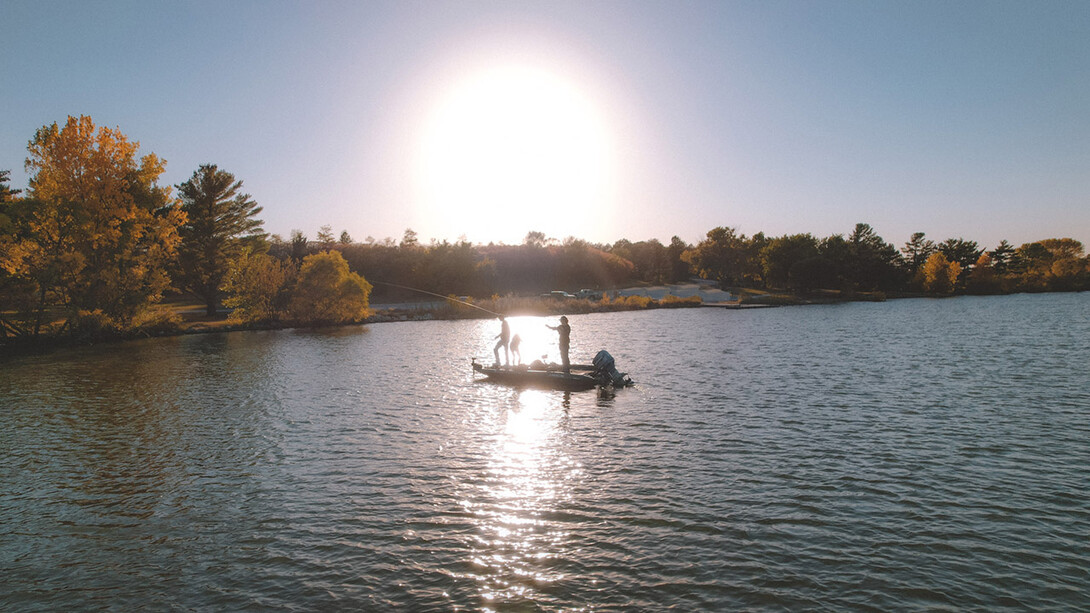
[{"x1": 472, "y1": 350, "x2": 634, "y2": 392}]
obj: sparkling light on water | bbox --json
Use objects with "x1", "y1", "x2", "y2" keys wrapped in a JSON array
[{"x1": 2, "y1": 294, "x2": 1089, "y2": 610}]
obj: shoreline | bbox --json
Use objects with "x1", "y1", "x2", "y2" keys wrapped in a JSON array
[
  {"x1": 0, "y1": 292, "x2": 708, "y2": 358},
  {"x1": 3, "y1": 287, "x2": 1077, "y2": 359}
]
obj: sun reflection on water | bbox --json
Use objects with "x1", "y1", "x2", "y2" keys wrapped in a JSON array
[{"x1": 463, "y1": 388, "x2": 581, "y2": 608}]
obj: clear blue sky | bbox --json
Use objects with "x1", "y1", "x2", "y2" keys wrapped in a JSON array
[{"x1": 3, "y1": 0, "x2": 1088, "y2": 250}]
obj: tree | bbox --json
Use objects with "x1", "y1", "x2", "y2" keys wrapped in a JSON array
[
  {"x1": 419, "y1": 239, "x2": 479, "y2": 295},
  {"x1": 683, "y1": 226, "x2": 760, "y2": 288},
  {"x1": 290, "y1": 229, "x2": 308, "y2": 262},
  {"x1": 939, "y1": 238, "x2": 983, "y2": 271},
  {"x1": 176, "y1": 164, "x2": 265, "y2": 315},
  {"x1": 0, "y1": 169, "x2": 21, "y2": 203},
  {"x1": 1050, "y1": 257, "x2": 1088, "y2": 291},
  {"x1": 1038, "y1": 238, "x2": 1085, "y2": 261},
  {"x1": 14, "y1": 115, "x2": 184, "y2": 327},
  {"x1": 667, "y1": 236, "x2": 691, "y2": 283},
  {"x1": 988, "y1": 240, "x2": 1015, "y2": 274},
  {"x1": 761, "y1": 233, "x2": 819, "y2": 289},
  {"x1": 1043, "y1": 239, "x2": 1088, "y2": 291},
  {"x1": 1033, "y1": 239, "x2": 1086, "y2": 291},
  {"x1": 1006, "y1": 239, "x2": 1086, "y2": 291},
  {"x1": 288, "y1": 250, "x2": 372, "y2": 324},
  {"x1": 339, "y1": 230, "x2": 353, "y2": 245},
  {"x1": 222, "y1": 252, "x2": 294, "y2": 323},
  {"x1": 901, "y1": 232, "x2": 937, "y2": 276},
  {"x1": 0, "y1": 170, "x2": 16, "y2": 237},
  {"x1": 317, "y1": 224, "x2": 336, "y2": 248},
  {"x1": 818, "y1": 234, "x2": 851, "y2": 289},
  {"x1": 0, "y1": 191, "x2": 72, "y2": 337},
  {"x1": 623, "y1": 239, "x2": 671, "y2": 284},
  {"x1": 789, "y1": 256, "x2": 838, "y2": 293},
  {"x1": 525, "y1": 230, "x2": 546, "y2": 248},
  {"x1": 845, "y1": 223, "x2": 902, "y2": 290},
  {"x1": 921, "y1": 252, "x2": 960, "y2": 294},
  {"x1": 0, "y1": 169, "x2": 21, "y2": 259},
  {"x1": 0, "y1": 170, "x2": 38, "y2": 338},
  {"x1": 967, "y1": 252, "x2": 1000, "y2": 294}
]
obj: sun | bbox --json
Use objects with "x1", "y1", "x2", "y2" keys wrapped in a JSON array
[{"x1": 415, "y1": 65, "x2": 616, "y2": 244}]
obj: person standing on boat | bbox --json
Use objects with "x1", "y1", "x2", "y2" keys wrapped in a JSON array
[
  {"x1": 494, "y1": 316, "x2": 511, "y2": 367},
  {"x1": 546, "y1": 315, "x2": 571, "y2": 373},
  {"x1": 510, "y1": 334, "x2": 522, "y2": 365}
]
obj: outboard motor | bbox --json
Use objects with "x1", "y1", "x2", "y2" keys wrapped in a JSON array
[{"x1": 593, "y1": 350, "x2": 633, "y2": 387}]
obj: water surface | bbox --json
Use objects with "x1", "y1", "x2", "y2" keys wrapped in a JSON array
[{"x1": 3, "y1": 293, "x2": 1088, "y2": 610}]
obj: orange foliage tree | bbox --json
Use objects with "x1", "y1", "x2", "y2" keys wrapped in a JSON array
[
  {"x1": 921, "y1": 252, "x2": 961, "y2": 295},
  {"x1": 222, "y1": 252, "x2": 295, "y2": 323},
  {"x1": 11, "y1": 116, "x2": 184, "y2": 329},
  {"x1": 289, "y1": 251, "x2": 373, "y2": 325}
]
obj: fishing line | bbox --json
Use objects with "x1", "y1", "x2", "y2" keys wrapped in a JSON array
[{"x1": 372, "y1": 281, "x2": 503, "y2": 317}]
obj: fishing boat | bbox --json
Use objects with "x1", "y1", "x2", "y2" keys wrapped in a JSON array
[{"x1": 472, "y1": 350, "x2": 633, "y2": 391}]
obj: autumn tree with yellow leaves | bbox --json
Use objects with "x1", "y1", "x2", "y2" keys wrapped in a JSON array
[
  {"x1": 221, "y1": 252, "x2": 294, "y2": 324},
  {"x1": 920, "y1": 252, "x2": 961, "y2": 295},
  {"x1": 288, "y1": 251, "x2": 372, "y2": 325},
  {"x1": 1, "y1": 116, "x2": 184, "y2": 335}
]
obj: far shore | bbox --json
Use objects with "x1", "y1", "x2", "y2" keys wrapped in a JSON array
[
  {"x1": 0, "y1": 282, "x2": 948, "y2": 357},
  {"x1": 1, "y1": 284, "x2": 714, "y2": 356}
]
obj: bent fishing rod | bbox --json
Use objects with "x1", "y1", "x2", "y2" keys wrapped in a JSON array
[{"x1": 371, "y1": 281, "x2": 503, "y2": 317}]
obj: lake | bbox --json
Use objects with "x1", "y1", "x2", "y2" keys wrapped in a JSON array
[{"x1": 2, "y1": 293, "x2": 1088, "y2": 611}]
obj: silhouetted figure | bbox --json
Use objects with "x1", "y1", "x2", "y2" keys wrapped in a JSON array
[
  {"x1": 547, "y1": 315, "x2": 571, "y2": 373},
  {"x1": 510, "y1": 334, "x2": 522, "y2": 365},
  {"x1": 494, "y1": 316, "x2": 511, "y2": 366}
]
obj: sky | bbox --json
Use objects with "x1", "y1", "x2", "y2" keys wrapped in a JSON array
[{"x1": 3, "y1": 0, "x2": 1089, "y2": 250}]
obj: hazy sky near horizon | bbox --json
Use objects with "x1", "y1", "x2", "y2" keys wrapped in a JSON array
[{"x1": 3, "y1": 0, "x2": 1088, "y2": 249}]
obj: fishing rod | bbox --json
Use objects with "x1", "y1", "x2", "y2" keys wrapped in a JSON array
[{"x1": 372, "y1": 280, "x2": 503, "y2": 317}]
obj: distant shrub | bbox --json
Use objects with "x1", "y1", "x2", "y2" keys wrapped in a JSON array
[
  {"x1": 660, "y1": 295, "x2": 702, "y2": 307},
  {"x1": 621, "y1": 295, "x2": 653, "y2": 309},
  {"x1": 289, "y1": 251, "x2": 373, "y2": 325}
]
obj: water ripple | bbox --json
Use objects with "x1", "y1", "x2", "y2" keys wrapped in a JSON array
[{"x1": 2, "y1": 294, "x2": 1089, "y2": 610}]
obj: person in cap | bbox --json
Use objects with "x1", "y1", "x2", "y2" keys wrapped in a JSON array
[{"x1": 546, "y1": 315, "x2": 571, "y2": 373}]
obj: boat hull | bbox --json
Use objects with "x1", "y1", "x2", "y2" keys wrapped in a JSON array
[{"x1": 472, "y1": 362, "x2": 601, "y2": 392}]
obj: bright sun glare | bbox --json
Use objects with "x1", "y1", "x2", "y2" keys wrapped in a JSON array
[{"x1": 416, "y1": 65, "x2": 616, "y2": 244}]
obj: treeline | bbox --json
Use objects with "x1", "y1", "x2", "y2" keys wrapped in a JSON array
[
  {"x1": 272, "y1": 230, "x2": 644, "y2": 302},
  {"x1": 0, "y1": 116, "x2": 371, "y2": 344},
  {"x1": 281, "y1": 223, "x2": 1088, "y2": 304},
  {"x1": 2, "y1": 115, "x2": 1087, "y2": 346},
  {"x1": 680, "y1": 225, "x2": 1089, "y2": 297}
]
